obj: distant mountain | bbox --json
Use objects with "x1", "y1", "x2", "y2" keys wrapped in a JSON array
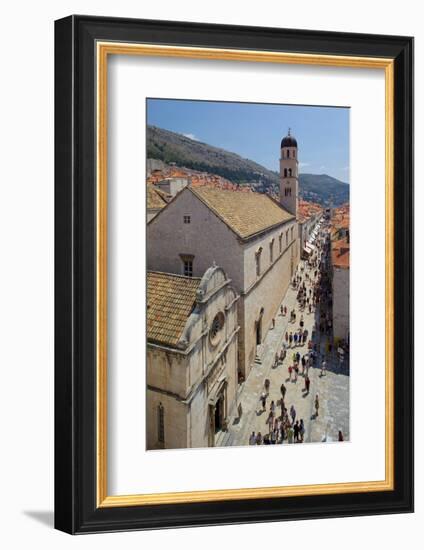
[
  {"x1": 146, "y1": 125, "x2": 349, "y2": 206},
  {"x1": 299, "y1": 173, "x2": 349, "y2": 206}
]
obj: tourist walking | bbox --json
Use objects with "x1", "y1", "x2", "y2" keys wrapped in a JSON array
[
  {"x1": 280, "y1": 383, "x2": 287, "y2": 400},
  {"x1": 299, "y1": 419, "x2": 305, "y2": 442},
  {"x1": 305, "y1": 375, "x2": 310, "y2": 394},
  {"x1": 249, "y1": 431, "x2": 256, "y2": 445},
  {"x1": 320, "y1": 359, "x2": 327, "y2": 377},
  {"x1": 293, "y1": 420, "x2": 300, "y2": 442},
  {"x1": 260, "y1": 391, "x2": 267, "y2": 411},
  {"x1": 290, "y1": 404, "x2": 296, "y2": 424},
  {"x1": 314, "y1": 394, "x2": 320, "y2": 417},
  {"x1": 256, "y1": 432, "x2": 263, "y2": 445},
  {"x1": 287, "y1": 425, "x2": 294, "y2": 444}
]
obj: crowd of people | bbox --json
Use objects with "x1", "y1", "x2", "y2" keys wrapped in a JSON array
[{"x1": 249, "y1": 221, "x2": 341, "y2": 446}]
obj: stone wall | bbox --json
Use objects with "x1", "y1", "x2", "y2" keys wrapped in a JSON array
[{"x1": 333, "y1": 267, "x2": 349, "y2": 340}]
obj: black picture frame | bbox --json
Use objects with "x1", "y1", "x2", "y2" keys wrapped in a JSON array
[{"x1": 55, "y1": 15, "x2": 414, "y2": 534}]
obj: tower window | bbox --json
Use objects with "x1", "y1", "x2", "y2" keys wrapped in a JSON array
[
  {"x1": 284, "y1": 168, "x2": 287, "y2": 178},
  {"x1": 158, "y1": 403, "x2": 165, "y2": 444},
  {"x1": 286, "y1": 150, "x2": 290, "y2": 158},
  {"x1": 288, "y1": 168, "x2": 292, "y2": 177},
  {"x1": 269, "y1": 239, "x2": 274, "y2": 263}
]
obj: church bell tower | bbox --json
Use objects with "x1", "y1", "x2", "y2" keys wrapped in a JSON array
[{"x1": 279, "y1": 128, "x2": 299, "y2": 217}]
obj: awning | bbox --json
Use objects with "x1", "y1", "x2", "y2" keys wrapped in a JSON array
[
  {"x1": 303, "y1": 247, "x2": 312, "y2": 256},
  {"x1": 307, "y1": 242, "x2": 316, "y2": 250}
]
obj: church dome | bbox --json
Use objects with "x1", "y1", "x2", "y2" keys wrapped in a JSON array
[{"x1": 281, "y1": 129, "x2": 297, "y2": 148}]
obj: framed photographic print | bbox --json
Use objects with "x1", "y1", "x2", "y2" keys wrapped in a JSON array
[{"x1": 54, "y1": 15, "x2": 414, "y2": 534}]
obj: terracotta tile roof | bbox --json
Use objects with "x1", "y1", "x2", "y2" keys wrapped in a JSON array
[
  {"x1": 331, "y1": 236, "x2": 350, "y2": 269},
  {"x1": 147, "y1": 167, "x2": 253, "y2": 192},
  {"x1": 147, "y1": 271, "x2": 201, "y2": 348},
  {"x1": 190, "y1": 186, "x2": 294, "y2": 239},
  {"x1": 147, "y1": 183, "x2": 171, "y2": 210}
]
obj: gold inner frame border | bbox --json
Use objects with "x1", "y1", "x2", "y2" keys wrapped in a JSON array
[{"x1": 96, "y1": 42, "x2": 394, "y2": 508}]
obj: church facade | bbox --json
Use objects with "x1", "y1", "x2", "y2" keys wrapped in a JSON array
[
  {"x1": 147, "y1": 131, "x2": 301, "y2": 383},
  {"x1": 146, "y1": 266, "x2": 239, "y2": 449}
]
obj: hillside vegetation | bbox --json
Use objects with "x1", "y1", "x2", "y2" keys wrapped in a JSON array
[{"x1": 147, "y1": 125, "x2": 349, "y2": 206}]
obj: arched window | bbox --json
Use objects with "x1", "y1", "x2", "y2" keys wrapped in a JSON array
[
  {"x1": 288, "y1": 168, "x2": 292, "y2": 177},
  {"x1": 158, "y1": 403, "x2": 165, "y2": 444},
  {"x1": 287, "y1": 149, "x2": 290, "y2": 158},
  {"x1": 286, "y1": 230, "x2": 289, "y2": 246},
  {"x1": 279, "y1": 233, "x2": 283, "y2": 254},
  {"x1": 255, "y1": 247, "x2": 263, "y2": 277},
  {"x1": 269, "y1": 239, "x2": 274, "y2": 263}
]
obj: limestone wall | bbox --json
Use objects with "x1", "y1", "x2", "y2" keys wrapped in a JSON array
[
  {"x1": 333, "y1": 267, "x2": 350, "y2": 340},
  {"x1": 146, "y1": 388, "x2": 188, "y2": 450},
  {"x1": 147, "y1": 188, "x2": 244, "y2": 290}
]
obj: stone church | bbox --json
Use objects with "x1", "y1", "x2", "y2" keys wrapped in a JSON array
[
  {"x1": 146, "y1": 265, "x2": 239, "y2": 449},
  {"x1": 147, "y1": 131, "x2": 300, "y2": 374}
]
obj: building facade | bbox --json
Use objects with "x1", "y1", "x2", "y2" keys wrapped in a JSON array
[{"x1": 146, "y1": 266, "x2": 239, "y2": 449}]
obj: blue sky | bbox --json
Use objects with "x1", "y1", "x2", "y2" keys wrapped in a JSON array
[{"x1": 147, "y1": 99, "x2": 350, "y2": 183}]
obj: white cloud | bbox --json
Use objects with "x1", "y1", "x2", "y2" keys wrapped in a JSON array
[
  {"x1": 320, "y1": 165, "x2": 326, "y2": 170},
  {"x1": 183, "y1": 133, "x2": 199, "y2": 141},
  {"x1": 299, "y1": 162, "x2": 310, "y2": 168}
]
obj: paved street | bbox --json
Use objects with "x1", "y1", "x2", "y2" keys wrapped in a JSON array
[{"x1": 218, "y1": 230, "x2": 350, "y2": 447}]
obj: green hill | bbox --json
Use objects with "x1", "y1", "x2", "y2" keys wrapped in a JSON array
[{"x1": 146, "y1": 125, "x2": 349, "y2": 206}]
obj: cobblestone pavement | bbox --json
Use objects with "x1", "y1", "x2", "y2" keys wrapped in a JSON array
[{"x1": 217, "y1": 247, "x2": 350, "y2": 447}]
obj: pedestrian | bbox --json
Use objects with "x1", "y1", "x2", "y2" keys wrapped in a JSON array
[
  {"x1": 293, "y1": 363, "x2": 299, "y2": 382},
  {"x1": 274, "y1": 352, "x2": 279, "y2": 367},
  {"x1": 296, "y1": 351, "x2": 300, "y2": 363},
  {"x1": 305, "y1": 375, "x2": 310, "y2": 394},
  {"x1": 290, "y1": 404, "x2": 296, "y2": 424},
  {"x1": 293, "y1": 420, "x2": 300, "y2": 442},
  {"x1": 280, "y1": 383, "x2": 287, "y2": 400},
  {"x1": 285, "y1": 331, "x2": 289, "y2": 344},
  {"x1": 272, "y1": 317, "x2": 275, "y2": 329},
  {"x1": 249, "y1": 431, "x2": 256, "y2": 445},
  {"x1": 270, "y1": 430, "x2": 277, "y2": 444},
  {"x1": 260, "y1": 391, "x2": 267, "y2": 411},
  {"x1": 287, "y1": 425, "x2": 294, "y2": 444},
  {"x1": 301, "y1": 355, "x2": 306, "y2": 374},
  {"x1": 314, "y1": 394, "x2": 320, "y2": 417},
  {"x1": 299, "y1": 419, "x2": 305, "y2": 442},
  {"x1": 338, "y1": 430, "x2": 344, "y2": 442},
  {"x1": 280, "y1": 305, "x2": 284, "y2": 316},
  {"x1": 288, "y1": 365, "x2": 293, "y2": 381},
  {"x1": 320, "y1": 359, "x2": 327, "y2": 377},
  {"x1": 284, "y1": 306, "x2": 287, "y2": 316},
  {"x1": 289, "y1": 332, "x2": 293, "y2": 347},
  {"x1": 256, "y1": 432, "x2": 263, "y2": 445},
  {"x1": 267, "y1": 413, "x2": 274, "y2": 434},
  {"x1": 270, "y1": 400, "x2": 276, "y2": 415}
]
